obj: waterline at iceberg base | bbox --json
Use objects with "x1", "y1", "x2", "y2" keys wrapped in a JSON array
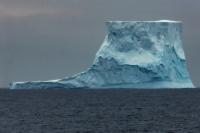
[{"x1": 10, "y1": 20, "x2": 194, "y2": 89}]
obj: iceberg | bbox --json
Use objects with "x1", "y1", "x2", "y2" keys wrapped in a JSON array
[{"x1": 10, "y1": 20, "x2": 194, "y2": 89}]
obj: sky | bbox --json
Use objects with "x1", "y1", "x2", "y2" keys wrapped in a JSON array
[{"x1": 0, "y1": 0, "x2": 200, "y2": 88}]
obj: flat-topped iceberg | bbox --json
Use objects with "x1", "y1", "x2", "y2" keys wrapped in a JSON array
[{"x1": 10, "y1": 20, "x2": 194, "y2": 89}]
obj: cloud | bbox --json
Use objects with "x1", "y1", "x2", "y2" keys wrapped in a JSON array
[
  {"x1": 0, "y1": 6, "x2": 62, "y2": 17},
  {"x1": 0, "y1": 0, "x2": 86, "y2": 18}
]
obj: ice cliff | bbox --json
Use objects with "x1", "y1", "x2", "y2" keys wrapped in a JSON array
[{"x1": 10, "y1": 20, "x2": 194, "y2": 89}]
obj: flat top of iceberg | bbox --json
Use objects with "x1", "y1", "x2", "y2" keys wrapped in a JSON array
[{"x1": 106, "y1": 20, "x2": 182, "y2": 23}]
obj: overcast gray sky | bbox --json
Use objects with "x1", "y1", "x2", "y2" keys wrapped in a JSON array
[{"x1": 0, "y1": 0, "x2": 200, "y2": 88}]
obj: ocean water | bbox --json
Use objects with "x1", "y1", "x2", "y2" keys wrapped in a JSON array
[{"x1": 0, "y1": 89, "x2": 200, "y2": 133}]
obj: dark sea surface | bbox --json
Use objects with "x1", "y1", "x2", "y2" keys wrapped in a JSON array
[{"x1": 0, "y1": 89, "x2": 200, "y2": 133}]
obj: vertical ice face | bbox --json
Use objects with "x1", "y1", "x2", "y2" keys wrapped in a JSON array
[{"x1": 10, "y1": 20, "x2": 194, "y2": 89}]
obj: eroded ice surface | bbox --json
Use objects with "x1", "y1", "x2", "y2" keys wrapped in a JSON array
[{"x1": 10, "y1": 20, "x2": 194, "y2": 89}]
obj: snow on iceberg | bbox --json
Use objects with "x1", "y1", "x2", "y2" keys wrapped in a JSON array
[{"x1": 10, "y1": 20, "x2": 194, "y2": 89}]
